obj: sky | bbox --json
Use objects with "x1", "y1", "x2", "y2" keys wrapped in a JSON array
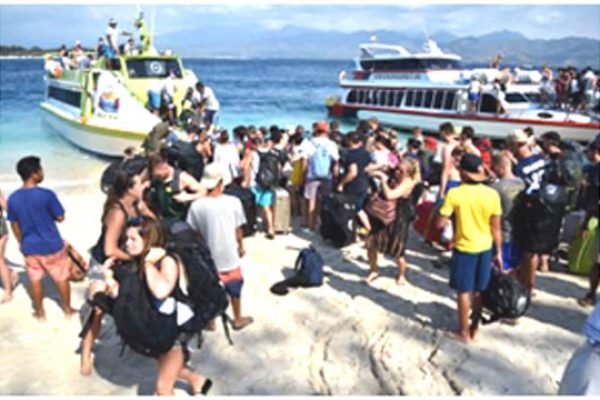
[{"x1": 0, "y1": 3, "x2": 599, "y2": 48}]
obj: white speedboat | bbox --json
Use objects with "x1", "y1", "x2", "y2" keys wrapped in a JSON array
[{"x1": 326, "y1": 39, "x2": 599, "y2": 142}]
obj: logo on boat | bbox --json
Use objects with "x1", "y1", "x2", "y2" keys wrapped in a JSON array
[{"x1": 99, "y1": 90, "x2": 120, "y2": 113}]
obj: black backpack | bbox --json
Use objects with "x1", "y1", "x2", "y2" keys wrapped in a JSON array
[
  {"x1": 162, "y1": 140, "x2": 205, "y2": 182},
  {"x1": 162, "y1": 220, "x2": 233, "y2": 344},
  {"x1": 256, "y1": 151, "x2": 281, "y2": 189},
  {"x1": 112, "y1": 263, "x2": 179, "y2": 358},
  {"x1": 319, "y1": 192, "x2": 357, "y2": 248},
  {"x1": 481, "y1": 269, "x2": 531, "y2": 324},
  {"x1": 146, "y1": 170, "x2": 190, "y2": 221}
]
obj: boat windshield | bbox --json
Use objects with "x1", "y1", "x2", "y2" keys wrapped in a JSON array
[{"x1": 125, "y1": 58, "x2": 183, "y2": 79}]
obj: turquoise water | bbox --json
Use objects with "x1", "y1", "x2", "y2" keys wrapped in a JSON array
[{"x1": 0, "y1": 58, "x2": 357, "y2": 189}]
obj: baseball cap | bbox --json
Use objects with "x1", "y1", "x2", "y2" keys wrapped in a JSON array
[
  {"x1": 508, "y1": 129, "x2": 529, "y2": 144},
  {"x1": 201, "y1": 163, "x2": 224, "y2": 191}
]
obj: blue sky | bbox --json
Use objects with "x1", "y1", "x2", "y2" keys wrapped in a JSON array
[{"x1": 1, "y1": 4, "x2": 599, "y2": 48}]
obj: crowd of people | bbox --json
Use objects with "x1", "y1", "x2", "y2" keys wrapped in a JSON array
[{"x1": 0, "y1": 116, "x2": 599, "y2": 394}]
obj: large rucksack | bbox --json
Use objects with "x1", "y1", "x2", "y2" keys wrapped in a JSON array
[
  {"x1": 481, "y1": 269, "x2": 531, "y2": 324},
  {"x1": 146, "y1": 169, "x2": 190, "y2": 221},
  {"x1": 112, "y1": 263, "x2": 179, "y2": 358},
  {"x1": 256, "y1": 151, "x2": 281, "y2": 189},
  {"x1": 557, "y1": 140, "x2": 585, "y2": 211},
  {"x1": 162, "y1": 140, "x2": 205, "y2": 182},
  {"x1": 223, "y1": 184, "x2": 257, "y2": 237},
  {"x1": 309, "y1": 141, "x2": 332, "y2": 180},
  {"x1": 162, "y1": 220, "x2": 233, "y2": 344}
]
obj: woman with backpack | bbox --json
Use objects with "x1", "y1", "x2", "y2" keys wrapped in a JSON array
[
  {"x1": 364, "y1": 159, "x2": 422, "y2": 285},
  {"x1": 107, "y1": 217, "x2": 212, "y2": 396},
  {"x1": 80, "y1": 162, "x2": 155, "y2": 376}
]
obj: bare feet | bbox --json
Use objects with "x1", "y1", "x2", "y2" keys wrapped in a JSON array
[
  {"x1": 469, "y1": 327, "x2": 479, "y2": 341},
  {"x1": 395, "y1": 274, "x2": 406, "y2": 286},
  {"x1": 63, "y1": 307, "x2": 78, "y2": 319},
  {"x1": 33, "y1": 309, "x2": 46, "y2": 321},
  {"x1": 80, "y1": 355, "x2": 93, "y2": 376},
  {"x1": 446, "y1": 330, "x2": 471, "y2": 344},
  {"x1": 1, "y1": 292, "x2": 12, "y2": 304},
  {"x1": 1, "y1": 270, "x2": 19, "y2": 304},
  {"x1": 233, "y1": 316, "x2": 254, "y2": 331},
  {"x1": 364, "y1": 271, "x2": 379, "y2": 285},
  {"x1": 577, "y1": 295, "x2": 596, "y2": 307}
]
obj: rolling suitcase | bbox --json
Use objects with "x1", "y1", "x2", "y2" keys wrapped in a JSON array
[
  {"x1": 320, "y1": 192, "x2": 357, "y2": 248},
  {"x1": 568, "y1": 217, "x2": 598, "y2": 276},
  {"x1": 224, "y1": 184, "x2": 257, "y2": 237},
  {"x1": 273, "y1": 188, "x2": 291, "y2": 234}
]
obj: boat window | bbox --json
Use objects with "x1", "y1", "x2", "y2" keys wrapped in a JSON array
[
  {"x1": 357, "y1": 90, "x2": 365, "y2": 103},
  {"x1": 443, "y1": 91, "x2": 456, "y2": 110},
  {"x1": 480, "y1": 94, "x2": 499, "y2": 113},
  {"x1": 379, "y1": 90, "x2": 386, "y2": 106},
  {"x1": 433, "y1": 91, "x2": 444, "y2": 109},
  {"x1": 525, "y1": 92, "x2": 541, "y2": 103},
  {"x1": 504, "y1": 92, "x2": 529, "y2": 103},
  {"x1": 395, "y1": 90, "x2": 404, "y2": 107},
  {"x1": 360, "y1": 58, "x2": 461, "y2": 71},
  {"x1": 424, "y1": 91, "x2": 434, "y2": 108},
  {"x1": 48, "y1": 86, "x2": 81, "y2": 108},
  {"x1": 414, "y1": 91, "x2": 423, "y2": 107},
  {"x1": 405, "y1": 90, "x2": 414, "y2": 107},
  {"x1": 125, "y1": 59, "x2": 183, "y2": 79},
  {"x1": 347, "y1": 90, "x2": 357, "y2": 103},
  {"x1": 387, "y1": 91, "x2": 395, "y2": 107}
]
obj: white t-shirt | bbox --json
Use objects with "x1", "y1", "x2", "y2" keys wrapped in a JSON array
[
  {"x1": 468, "y1": 80, "x2": 481, "y2": 94},
  {"x1": 162, "y1": 76, "x2": 176, "y2": 97},
  {"x1": 105, "y1": 26, "x2": 118, "y2": 50},
  {"x1": 213, "y1": 143, "x2": 240, "y2": 186},
  {"x1": 299, "y1": 136, "x2": 340, "y2": 181},
  {"x1": 186, "y1": 195, "x2": 246, "y2": 273},
  {"x1": 202, "y1": 86, "x2": 220, "y2": 111}
]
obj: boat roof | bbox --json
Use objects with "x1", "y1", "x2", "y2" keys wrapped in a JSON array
[{"x1": 359, "y1": 39, "x2": 461, "y2": 62}]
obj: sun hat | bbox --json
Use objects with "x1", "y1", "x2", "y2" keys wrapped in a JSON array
[
  {"x1": 508, "y1": 129, "x2": 529, "y2": 144},
  {"x1": 201, "y1": 163, "x2": 224, "y2": 191}
]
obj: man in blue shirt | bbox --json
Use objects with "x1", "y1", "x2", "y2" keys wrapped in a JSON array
[{"x1": 7, "y1": 156, "x2": 75, "y2": 320}]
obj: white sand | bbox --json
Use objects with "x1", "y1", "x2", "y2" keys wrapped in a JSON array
[{"x1": 0, "y1": 185, "x2": 594, "y2": 395}]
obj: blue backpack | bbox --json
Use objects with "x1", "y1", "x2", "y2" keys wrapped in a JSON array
[
  {"x1": 309, "y1": 141, "x2": 332, "y2": 179},
  {"x1": 294, "y1": 246, "x2": 324, "y2": 287}
]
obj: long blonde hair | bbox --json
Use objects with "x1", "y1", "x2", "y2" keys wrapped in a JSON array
[{"x1": 402, "y1": 158, "x2": 421, "y2": 183}]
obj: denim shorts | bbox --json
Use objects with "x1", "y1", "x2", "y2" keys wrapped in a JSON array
[{"x1": 450, "y1": 248, "x2": 493, "y2": 293}]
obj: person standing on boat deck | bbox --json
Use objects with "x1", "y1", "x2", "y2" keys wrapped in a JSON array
[
  {"x1": 7, "y1": 156, "x2": 76, "y2": 320},
  {"x1": 194, "y1": 82, "x2": 220, "y2": 135},
  {"x1": 105, "y1": 18, "x2": 131, "y2": 67},
  {"x1": 161, "y1": 71, "x2": 178, "y2": 125},
  {"x1": 467, "y1": 77, "x2": 482, "y2": 113}
]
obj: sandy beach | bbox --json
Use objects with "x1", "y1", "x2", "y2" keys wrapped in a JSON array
[{"x1": 0, "y1": 184, "x2": 594, "y2": 395}]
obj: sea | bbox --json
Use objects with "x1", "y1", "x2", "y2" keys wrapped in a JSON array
[{"x1": 0, "y1": 57, "x2": 368, "y2": 191}]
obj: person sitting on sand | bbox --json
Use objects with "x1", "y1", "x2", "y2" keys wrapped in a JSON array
[
  {"x1": 364, "y1": 159, "x2": 422, "y2": 285},
  {"x1": 187, "y1": 163, "x2": 253, "y2": 331},
  {"x1": 436, "y1": 154, "x2": 503, "y2": 344},
  {"x1": 6, "y1": 156, "x2": 76, "y2": 320},
  {"x1": 104, "y1": 217, "x2": 213, "y2": 395},
  {"x1": 81, "y1": 161, "x2": 155, "y2": 376},
  {"x1": 0, "y1": 188, "x2": 19, "y2": 303}
]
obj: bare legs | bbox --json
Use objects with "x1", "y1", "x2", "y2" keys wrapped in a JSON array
[
  {"x1": 579, "y1": 263, "x2": 600, "y2": 307},
  {"x1": 450, "y1": 291, "x2": 482, "y2": 343},
  {"x1": 230, "y1": 297, "x2": 253, "y2": 330},
  {"x1": 366, "y1": 243, "x2": 406, "y2": 285},
  {"x1": 0, "y1": 235, "x2": 18, "y2": 303},
  {"x1": 262, "y1": 206, "x2": 274, "y2": 238},
  {"x1": 518, "y1": 252, "x2": 539, "y2": 294},
  {"x1": 80, "y1": 308, "x2": 103, "y2": 376},
  {"x1": 156, "y1": 347, "x2": 208, "y2": 396}
]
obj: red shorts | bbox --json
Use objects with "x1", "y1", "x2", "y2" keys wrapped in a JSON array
[{"x1": 24, "y1": 244, "x2": 70, "y2": 282}]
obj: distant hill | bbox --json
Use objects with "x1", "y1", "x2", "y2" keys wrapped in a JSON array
[
  {"x1": 3, "y1": 28, "x2": 598, "y2": 68},
  {"x1": 156, "y1": 26, "x2": 599, "y2": 68}
]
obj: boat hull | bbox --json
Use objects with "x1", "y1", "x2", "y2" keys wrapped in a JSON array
[
  {"x1": 331, "y1": 103, "x2": 599, "y2": 142},
  {"x1": 41, "y1": 102, "x2": 148, "y2": 158}
]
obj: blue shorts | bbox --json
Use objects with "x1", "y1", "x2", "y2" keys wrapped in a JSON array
[
  {"x1": 497, "y1": 241, "x2": 522, "y2": 271},
  {"x1": 148, "y1": 90, "x2": 161, "y2": 110},
  {"x1": 350, "y1": 192, "x2": 368, "y2": 211},
  {"x1": 468, "y1": 92, "x2": 480, "y2": 102},
  {"x1": 450, "y1": 248, "x2": 493, "y2": 293},
  {"x1": 251, "y1": 186, "x2": 274, "y2": 208},
  {"x1": 204, "y1": 109, "x2": 219, "y2": 126}
]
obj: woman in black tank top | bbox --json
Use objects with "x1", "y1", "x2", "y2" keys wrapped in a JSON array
[{"x1": 81, "y1": 167, "x2": 155, "y2": 376}]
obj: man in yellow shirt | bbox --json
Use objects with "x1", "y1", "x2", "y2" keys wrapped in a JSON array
[{"x1": 437, "y1": 153, "x2": 503, "y2": 344}]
